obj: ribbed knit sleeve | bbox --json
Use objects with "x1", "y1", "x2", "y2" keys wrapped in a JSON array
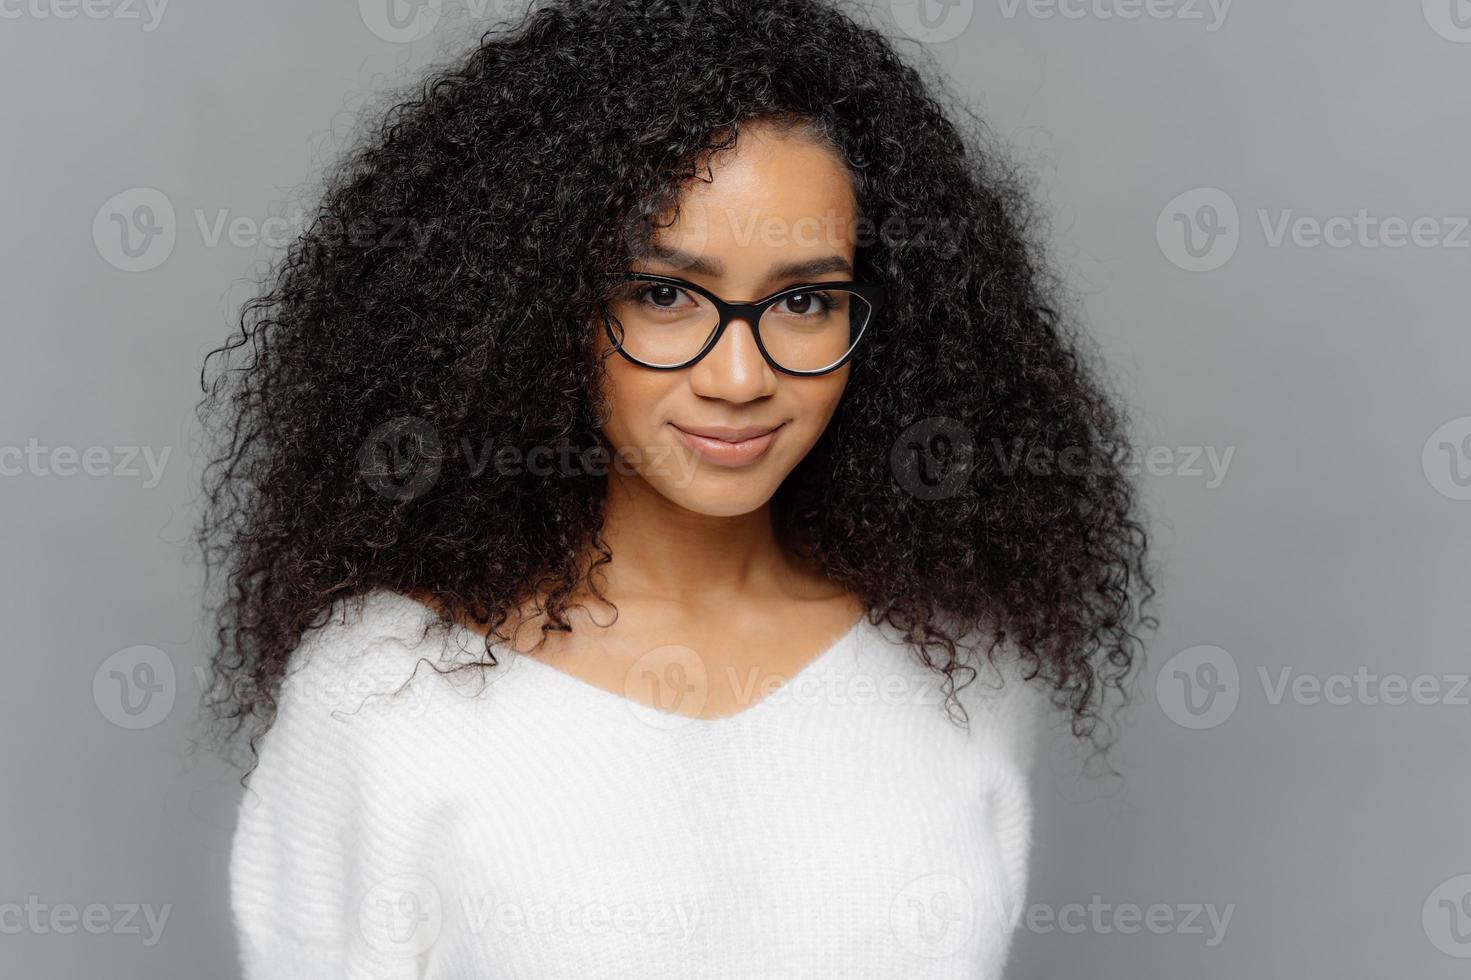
[
  {"x1": 962, "y1": 644, "x2": 1051, "y2": 945},
  {"x1": 229, "y1": 611, "x2": 446, "y2": 980}
]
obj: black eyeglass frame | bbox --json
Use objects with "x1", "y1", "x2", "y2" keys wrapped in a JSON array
[{"x1": 597, "y1": 271, "x2": 886, "y2": 377}]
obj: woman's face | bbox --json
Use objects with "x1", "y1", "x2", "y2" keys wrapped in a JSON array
[{"x1": 595, "y1": 122, "x2": 860, "y2": 518}]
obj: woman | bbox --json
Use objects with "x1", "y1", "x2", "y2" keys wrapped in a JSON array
[{"x1": 199, "y1": 0, "x2": 1155, "y2": 976}]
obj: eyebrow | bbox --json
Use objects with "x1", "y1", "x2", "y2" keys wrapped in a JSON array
[{"x1": 635, "y1": 245, "x2": 854, "y2": 282}]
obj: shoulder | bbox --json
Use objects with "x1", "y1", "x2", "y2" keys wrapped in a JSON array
[
  {"x1": 858, "y1": 608, "x2": 1053, "y2": 770},
  {"x1": 941, "y1": 612, "x2": 1055, "y2": 773},
  {"x1": 280, "y1": 588, "x2": 470, "y2": 694},
  {"x1": 267, "y1": 588, "x2": 468, "y2": 750}
]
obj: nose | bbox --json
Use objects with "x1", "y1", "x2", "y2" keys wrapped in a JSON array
[{"x1": 687, "y1": 315, "x2": 778, "y2": 401}]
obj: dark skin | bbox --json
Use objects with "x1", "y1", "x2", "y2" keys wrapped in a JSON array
[{"x1": 422, "y1": 121, "x2": 868, "y2": 720}]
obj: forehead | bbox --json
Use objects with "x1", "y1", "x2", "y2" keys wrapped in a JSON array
[{"x1": 650, "y1": 125, "x2": 860, "y2": 259}]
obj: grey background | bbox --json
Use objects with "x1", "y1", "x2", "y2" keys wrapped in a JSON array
[{"x1": 2, "y1": 0, "x2": 1468, "y2": 977}]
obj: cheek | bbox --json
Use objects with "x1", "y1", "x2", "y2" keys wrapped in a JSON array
[
  {"x1": 796, "y1": 372, "x2": 849, "y2": 427},
  {"x1": 599, "y1": 358, "x2": 667, "y2": 444},
  {"x1": 775, "y1": 374, "x2": 849, "y2": 463}
]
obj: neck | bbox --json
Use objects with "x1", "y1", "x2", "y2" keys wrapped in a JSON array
[{"x1": 588, "y1": 468, "x2": 808, "y2": 605}]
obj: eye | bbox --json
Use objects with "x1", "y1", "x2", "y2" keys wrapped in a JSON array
[
  {"x1": 773, "y1": 291, "x2": 836, "y2": 317},
  {"x1": 635, "y1": 284, "x2": 698, "y2": 311}
]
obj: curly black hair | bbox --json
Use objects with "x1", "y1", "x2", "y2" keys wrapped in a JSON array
[{"x1": 197, "y1": 0, "x2": 1157, "y2": 769}]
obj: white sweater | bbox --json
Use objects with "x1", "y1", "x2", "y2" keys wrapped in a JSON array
[{"x1": 229, "y1": 587, "x2": 1049, "y2": 979}]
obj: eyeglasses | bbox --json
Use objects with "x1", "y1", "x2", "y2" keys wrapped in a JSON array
[{"x1": 596, "y1": 272, "x2": 885, "y2": 376}]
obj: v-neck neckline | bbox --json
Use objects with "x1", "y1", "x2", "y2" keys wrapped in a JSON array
[
  {"x1": 382, "y1": 588, "x2": 870, "y2": 730},
  {"x1": 504, "y1": 608, "x2": 869, "y2": 730}
]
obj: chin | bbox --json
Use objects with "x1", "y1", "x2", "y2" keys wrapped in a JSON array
[{"x1": 656, "y1": 478, "x2": 779, "y2": 518}]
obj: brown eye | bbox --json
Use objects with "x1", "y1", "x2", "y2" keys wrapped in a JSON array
[
  {"x1": 774, "y1": 291, "x2": 835, "y2": 317},
  {"x1": 637, "y1": 285, "x2": 695, "y2": 310}
]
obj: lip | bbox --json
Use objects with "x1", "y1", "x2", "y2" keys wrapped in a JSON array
[{"x1": 669, "y1": 422, "x2": 784, "y2": 466}]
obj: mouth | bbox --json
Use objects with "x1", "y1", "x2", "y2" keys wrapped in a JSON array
[{"x1": 668, "y1": 422, "x2": 785, "y2": 467}]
